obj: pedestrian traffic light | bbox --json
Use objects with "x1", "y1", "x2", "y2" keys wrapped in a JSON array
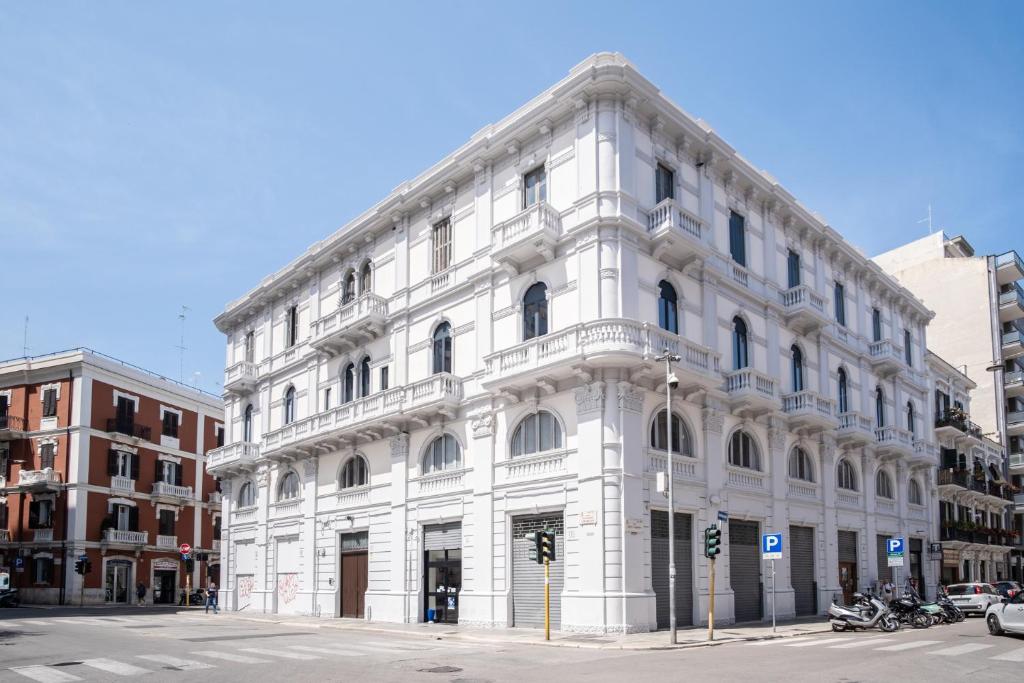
[
  {"x1": 540, "y1": 530, "x2": 556, "y2": 562},
  {"x1": 704, "y1": 526, "x2": 722, "y2": 559},
  {"x1": 184, "y1": 557, "x2": 194, "y2": 573},
  {"x1": 526, "y1": 532, "x2": 540, "y2": 563}
]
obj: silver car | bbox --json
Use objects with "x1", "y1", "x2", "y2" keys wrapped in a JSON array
[
  {"x1": 946, "y1": 582, "x2": 1003, "y2": 616},
  {"x1": 986, "y1": 590, "x2": 1024, "y2": 635}
]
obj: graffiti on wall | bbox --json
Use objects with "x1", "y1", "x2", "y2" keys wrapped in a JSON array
[
  {"x1": 237, "y1": 575, "x2": 254, "y2": 609},
  {"x1": 277, "y1": 573, "x2": 298, "y2": 605}
]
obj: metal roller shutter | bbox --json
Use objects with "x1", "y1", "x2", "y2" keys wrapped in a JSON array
[
  {"x1": 729, "y1": 520, "x2": 762, "y2": 623},
  {"x1": 424, "y1": 522, "x2": 461, "y2": 550},
  {"x1": 838, "y1": 530, "x2": 857, "y2": 563},
  {"x1": 876, "y1": 534, "x2": 892, "y2": 584},
  {"x1": 789, "y1": 525, "x2": 815, "y2": 616},
  {"x1": 512, "y1": 514, "x2": 564, "y2": 629},
  {"x1": 651, "y1": 511, "x2": 694, "y2": 628}
]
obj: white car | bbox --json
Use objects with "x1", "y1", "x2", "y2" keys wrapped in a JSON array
[
  {"x1": 986, "y1": 591, "x2": 1024, "y2": 635},
  {"x1": 945, "y1": 583, "x2": 1003, "y2": 616}
]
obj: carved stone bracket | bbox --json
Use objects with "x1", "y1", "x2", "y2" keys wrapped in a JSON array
[
  {"x1": 390, "y1": 432, "x2": 410, "y2": 459},
  {"x1": 575, "y1": 383, "x2": 604, "y2": 416},
  {"x1": 617, "y1": 385, "x2": 643, "y2": 414},
  {"x1": 256, "y1": 465, "x2": 270, "y2": 488},
  {"x1": 470, "y1": 412, "x2": 495, "y2": 438}
]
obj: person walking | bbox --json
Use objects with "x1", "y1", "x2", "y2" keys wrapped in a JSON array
[
  {"x1": 136, "y1": 582, "x2": 147, "y2": 607},
  {"x1": 205, "y1": 581, "x2": 219, "y2": 614},
  {"x1": 881, "y1": 579, "x2": 894, "y2": 605}
]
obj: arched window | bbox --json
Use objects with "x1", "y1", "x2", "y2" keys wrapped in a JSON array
[
  {"x1": 278, "y1": 471, "x2": 300, "y2": 501},
  {"x1": 791, "y1": 345, "x2": 804, "y2": 392},
  {"x1": 243, "y1": 404, "x2": 254, "y2": 442},
  {"x1": 360, "y1": 357, "x2": 371, "y2": 397},
  {"x1": 339, "y1": 456, "x2": 368, "y2": 489},
  {"x1": 658, "y1": 280, "x2": 678, "y2": 334},
  {"x1": 788, "y1": 447, "x2": 814, "y2": 482},
  {"x1": 732, "y1": 317, "x2": 749, "y2": 370},
  {"x1": 343, "y1": 363, "x2": 355, "y2": 403},
  {"x1": 283, "y1": 387, "x2": 296, "y2": 425},
  {"x1": 908, "y1": 478, "x2": 923, "y2": 506},
  {"x1": 511, "y1": 411, "x2": 563, "y2": 457},
  {"x1": 423, "y1": 434, "x2": 461, "y2": 474},
  {"x1": 237, "y1": 481, "x2": 256, "y2": 507},
  {"x1": 650, "y1": 410, "x2": 692, "y2": 455},
  {"x1": 876, "y1": 469, "x2": 894, "y2": 500},
  {"x1": 342, "y1": 270, "x2": 356, "y2": 305},
  {"x1": 907, "y1": 401, "x2": 916, "y2": 436},
  {"x1": 522, "y1": 283, "x2": 548, "y2": 340},
  {"x1": 432, "y1": 323, "x2": 452, "y2": 374},
  {"x1": 837, "y1": 459, "x2": 858, "y2": 491},
  {"x1": 728, "y1": 430, "x2": 760, "y2": 470},
  {"x1": 837, "y1": 368, "x2": 849, "y2": 414},
  {"x1": 875, "y1": 386, "x2": 885, "y2": 427},
  {"x1": 359, "y1": 261, "x2": 372, "y2": 295}
]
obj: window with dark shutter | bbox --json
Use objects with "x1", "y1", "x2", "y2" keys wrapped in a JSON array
[
  {"x1": 162, "y1": 412, "x2": 179, "y2": 438},
  {"x1": 729, "y1": 211, "x2": 746, "y2": 266},
  {"x1": 42, "y1": 388, "x2": 58, "y2": 417},
  {"x1": 28, "y1": 500, "x2": 40, "y2": 528},
  {"x1": 130, "y1": 454, "x2": 140, "y2": 481},
  {"x1": 128, "y1": 506, "x2": 139, "y2": 532},
  {"x1": 108, "y1": 449, "x2": 119, "y2": 476},
  {"x1": 174, "y1": 463, "x2": 183, "y2": 486},
  {"x1": 655, "y1": 163, "x2": 674, "y2": 204},
  {"x1": 39, "y1": 443, "x2": 55, "y2": 469},
  {"x1": 159, "y1": 509, "x2": 176, "y2": 536},
  {"x1": 380, "y1": 366, "x2": 389, "y2": 391},
  {"x1": 116, "y1": 397, "x2": 134, "y2": 432},
  {"x1": 216, "y1": 426, "x2": 224, "y2": 448}
]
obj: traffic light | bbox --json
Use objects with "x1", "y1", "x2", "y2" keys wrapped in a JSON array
[
  {"x1": 83, "y1": 559, "x2": 92, "y2": 574},
  {"x1": 526, "y1": 532, "x2": 541, "y2": 563},
  {"x1": 540, "y1": 530, "x2": 556, "y2": 562},
  {"x1": 74, "y1": 559, "x2": 84, "y2": 575},
  {"x1": 704, "y1": 526, "x2": 722, "y2": 559},
  {"x1": 184, "y1": 557, "x2": 195, "y2": 573}
]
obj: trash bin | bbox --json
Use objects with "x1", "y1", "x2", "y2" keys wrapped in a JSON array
[{"x1": 427, "y1": 608, "x2": 436, "y2": 622}]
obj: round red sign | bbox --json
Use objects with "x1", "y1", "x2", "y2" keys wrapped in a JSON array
[{"x1": 179, "y1": 543, "x2": 191, "y2": 555}]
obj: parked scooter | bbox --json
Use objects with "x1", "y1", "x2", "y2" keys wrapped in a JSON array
[
  {"x1": 0, "y1": 587, "x2": 20, "y2": 608},
  {"x1": 829, "y1": 593, "x2": 900, "y2": 632},
  {"x1": 935, "y1": 589, "x2": 966, "y2": 623},
  {"x1": 888, "y1": 593, "x2": 932, "y2": 628},
  {"x1": 178, "y1": 588, "x2": 205, "y2": 606}
]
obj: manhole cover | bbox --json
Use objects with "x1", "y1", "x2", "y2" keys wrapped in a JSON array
[
  {"x1": 419, "y1": 666, "x2": 463, "y2": 674},
  {"x1": 53, "y1": 662, "x2": 83, "y2": 667}
]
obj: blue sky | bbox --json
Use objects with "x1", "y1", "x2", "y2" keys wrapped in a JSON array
[{"x1": 2, "y1": 1, "x2": 1021, "y2": 394}]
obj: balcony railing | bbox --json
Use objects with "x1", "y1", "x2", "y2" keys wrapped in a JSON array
[
  {"x1": 104, "y1": 529, "x2": 148, "y2": 545},
  {"x1": 780, "y1": 285, "x2": 825, "y2": 313},
  {"x1": 493, "y1": 201, "x2": 563, "y2": 250},
  {"x1": 996, "y1": 250, "x2": 1024, "y2": 276},
  {"x1": 1008, "y1": 410, "x2": 1024, "y2": 426},
  {"x1": 212, "y1": 539, "x2": 221, "y2": 552},
  {"x1": 106, "y1": 418, "x2": 152, "y2": 441},
  {"x1": 781, "y1": 390, "x2": 835, "y2": 419},
  {"x1": 647, "y1": 198, "x2": 702, "y2": 240},
  {"x1": 110, "y1": 476, "x2": 135, "y2": 493},
  {"x1": 1000, "y1": 282, "x2": 1024, "y2": 310},
  {"x1": 33, "y1": 528, "x2": 54, "y2": 542},
  {"x1": 934, "y1": 410, "x2": 983, "y2": 438},
  {"x1": 724, "y1": 368, "x2": 777, "y2": 401},
  {"x1": 152, "y1": 481, "x2": 193, "y2": 499},
  {"x1": 208, "y1": 491, "x2": 222, "y2": 505},
  {"x1": 875, "y1": 425, "x2": 913, "y2": 450},
  {"x1": 938, "y1": 468, "x2": 970, "y2": 489},
  {"x1": 868, "y1": 339, "x2": 904, "y2": 370},
  {"x1": 0, "y1": 414, "x2": 26, "y2": 432},
  {"x1": 18, "y1": 469, "x2": 62, "y2": 487},
  {"x1": 206, "y1": 441, "x2": 260, "y2": 473},
  {"x1": 223, "y1": 360, "x2": 260, "y2": 392}
]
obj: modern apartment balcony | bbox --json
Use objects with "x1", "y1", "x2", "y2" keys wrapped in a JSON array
[
  {"x1": 481, "y1": 319, "x2": 720, "y2": 396},
  {"x1": 1010, "y1": 450, "x2": 1024, "y2": 473},
  {"x1": 874, "y1": 425, "x2": 914, "y2": 458},
  {"x1": 724, "y1": 368, "x2": 779, "y2": 415},
  {"x1": 106, "y1": 418, "x2": 152, "y2": 442},
  {"x1": 309, "y1": 293, "x2": 389, "y2": 357},
  {"x1": 0, "y1": 414, "x2": 27, "y2": 440},
  {"x1": 647, "y1": 198, "x2": 708, "y2": 268},
  {"x1": 17, "y1": 468, "x2": 62, "y2": 492},
  {"x1": 868, "y1": 339, "x2": 904, "y2": 377},
  {"x1": 779, "y1": 285, "x2": 829, "y2": 333},
  {"x1": 223, "y1": 360, "x2": 261, "y2": 395},
  {"x1": 206, "y1": 441, "x2": 261, "y2": 475},
  {"x1": 491, "y1": 201, "x2": 562, "y2": 275},
  {"x1": 781, "y1": 390, "x2": 836, "y2": 433},
  {"x1": 1004, "y1": 329, "x2": 1024, "y2": 360},
  {"x1": 1006, "y1": 369, "x2": 1024, "y2": 398},
  {"x1": 999, "y1": 283, "x2": 1024, "y2": 323},
  {"x1": 836, "y1": 412, "x2": 874, "y2": 447},
  {"x1": 104, "y1": 529, "x2": 148, "y2": 546},
  {"x1": 155, "y1": 534, "x2": 178, "y2": 550},
  {"x1": 996, "y1": 251, "x2": 1024, "y2": 286},
  {"x1": 934, "y1": 409, "x2": 984, "y2": 444},
  {"x1": 152, "y1": 481, "x2": 193, "y2": 502},
  {"x1": 1007, "y1": 409, "x2": 1024, "y2": 436}
]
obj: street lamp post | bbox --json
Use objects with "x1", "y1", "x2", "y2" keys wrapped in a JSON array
[{"x1": 656, "y1": 349, "x2": 681, "y2": 644}]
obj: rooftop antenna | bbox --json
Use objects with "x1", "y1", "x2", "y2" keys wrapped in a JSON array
[
  {"x1": 917, "y1": 204, "x2": 933, "y2": 234},
  {"x1": 175, "y1": 305, "x2": 190, "y2": 383},
  {"x1": 22, "y1": 315, "x2": 30, "y2": 357}
]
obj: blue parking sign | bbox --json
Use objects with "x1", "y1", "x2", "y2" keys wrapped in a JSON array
[
  {"x1": 886, "y1": 537, "x2": 905, "y2": 556},
  {"x1": 761, "y1": 532, "x2": 783, "y2": 560}
]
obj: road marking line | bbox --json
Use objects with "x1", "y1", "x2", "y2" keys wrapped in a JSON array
[
  {"x1": 875, "y1": 640, "x2": 943, "y2": 652},
  {"x1": 992, "y1": 647, "x2": 1024, "y2": 662},
  {"x1": 80, "y1": 658, "x2": 152, "y2": 676},
  {"x1": 361, "y1": 640, "x2": 434, "y2": 650},
  {"x1": 784, "y1": 638, "x2": 840, "y2": 647},
  {"x1": 240, "y1": 648, "x2": 320, "y2": 660},
  {"x1": 286, "y1": 645, "x2": 361, "y2": 656},
  {"x1": 137, "y1": 655, "x2": 216, "y2": 670},
  {"x1": 342, "y1": 642, "x2": 417, "y2": 653},
  {"x1": 930, "y1": 643, "x2": 994, "y2": 656},
  {"x1": 97, "y1": 617, "x2": 135, "y2": 623},
  {"x1": 191, "y1": 651, "x2": 272, "y2": 664},
  {"x1": 13, "y1": 620, "x2": 53, "y2": 627},
  {"x1": 58, "y1": 618, "x2": 107, "y2": 626},
  {"x1": 828, "y1": 638, "x2": 895, "y2": 649},
  {"x1": 8, "y1": 666, "x2": 82, "y2": 683},
  {"x1": 754, "y1": 637, "x2": 808, "y2": 646}
]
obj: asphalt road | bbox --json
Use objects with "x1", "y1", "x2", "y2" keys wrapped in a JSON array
[{"x1": 1, "y1": 607, "x2": 1022, "y2": 683}]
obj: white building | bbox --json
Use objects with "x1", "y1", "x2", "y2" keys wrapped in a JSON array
[{"x1": 208, "y1": 53, "x2": 943, "y2": 632}]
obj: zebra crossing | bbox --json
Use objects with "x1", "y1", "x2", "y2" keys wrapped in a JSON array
[
  {"x1": 4, "y1": 615, "x2": 210, "y2": 629},
  {"x1": 5, "y1": 639, "x2": 449, "y2": 681},
  {"x1": 749, "y1": 632, "x2": 1024, "y2": 663}
]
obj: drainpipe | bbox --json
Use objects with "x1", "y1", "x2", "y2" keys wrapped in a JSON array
[{"x1": 59, "y1": 368, "x2": 73, "y2": 606}]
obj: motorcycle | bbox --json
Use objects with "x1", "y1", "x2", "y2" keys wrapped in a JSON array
[
  {"x1": 829, "y1": 593, "x2": 900, "y2": 632},
  {"x1": 178, "y1": 588, "x2": 206, "y2": 606},
  {"x1": 888, "y1": 594, "x2": 932, "y2": 628},
  {"x1": 0, "y1": 587, "x2": 21, "y2": 608},
  {"x1": 935, "y1": 590, "x2": 966, "y2": 623}
]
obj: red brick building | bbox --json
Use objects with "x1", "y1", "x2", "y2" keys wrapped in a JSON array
[{"x1": 0, "y1": 349, "x2": 222, "y2": 605}]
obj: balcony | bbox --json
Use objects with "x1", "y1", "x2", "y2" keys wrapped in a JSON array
[
  {"x1": 206, "y1": 441, "x2": 260, "y2": 476},
  {"x1": 152, "y1": 481, "x2": 193, "y2": 501},
  {"x1": 1010, "y1": 451, "x2": 1024, "y2": 471},
  {"x1": 647, "y1": 198, "x2": 708, "y2": 269},
  {"x1": 999, "y1": 283, "x2": 1024, "y2": 322},
  {"x1": 868, "y1": 339, "x2": 904, "y2": 376},
  {"x1": 934, "y1": 409, "x2": 984, "y2": 443},
  {"x1": 938, "y1": 468, "x2": 970, "y2": 491},
  {"x1": 156, "y1": 534, "x2": 178, "y2": 550},
  {"x1": 996, "y1": 251, "x2": 1024, "y2": 285},
  {"x1": 910, "y1": 439, "x2": 938, "y2": 466},
  {"x1": 1006, "y1": 369, "x2": 1024, "y2": 398},
  {"x1": 482, "y1": 319, "x2": 720, "y2": 395},
  {"x1": 106, "y1": 418, "x2": 152, "y2": 442},
  {"x1": 208, "y1": 491, "x2": 222, "y2": 505},
  {"x1": 212, "y1": 539, "x2": 221, "y2": 552},
  {"x1": 780, "y1": 285, "x2": 829, "y2": 333},
  {"x1": 781, "y1": 390, "x2": 836, "y2": 433},
  {"x1": 17, "y1": 468, "x2": 62, "y2": 492},
  {"x1": 309, "y1": 293, "x2": 389, "y2": 357},
  {"x1": 1008, "y1": 409, "x2": 1024, "y2": 436},
  {"x1": 104, "y1": 529, "x2": 148, "y2": 545},
  {"x1": 0, "y1": 413, "x2": 27, "y2": 440},
  {"x1": 836, "y1": 412, "x2": 874, "y2": 447},
  {"x1": 0, "y1": 529, "x2": 9, "y2": 542},
  {"x1": 1004, "y1": 328, "x2": 1024, "y2": 360},
  {"x1": 874, "y1": 425, "x2": 913, "y2": 457},
  {"x1": 724, "y1": 368, "x2": 779, "y2": 415},
  {"x1": 491, "y1": 201, "x2": 562, "y2": 275},
  {"x1": 33, "y1": 528, "x2": 54, "y2": 542},
  {"x1": 110, "y1": 476, "x2": 135, "y2": 493},
  {"x1": 223, "y1": 360, "x2": 260, "y2": 395}
]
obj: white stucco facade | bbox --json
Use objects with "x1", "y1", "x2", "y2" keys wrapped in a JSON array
[{"x1": 208, "y1": 53, "x2": 946, "y2": 632}]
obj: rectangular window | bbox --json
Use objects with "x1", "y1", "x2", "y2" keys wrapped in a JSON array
[
  {"x1": 324, "y1": 387, "x2": 332, "y2": 411},
  {"x1": 29, "y1": 499, "x2": 53, "y2": 528},
  {"x1": 115, "y1": 396, "x2": 134, "y2": 432},
  {"x1": 0, "y1": 393, "x2": 7, "y2": 419},
  {"x1": 34, "y1": 557, "x2": 53, "y2": 584},
  {"x1": 161, "y1": 411, "x2": 179, "y2": 438},
  {"x1": 523, "y1": 166, "x2": 547, "y2": 208},
  {"x1": 158, "y1": 509, "x2": 176, "y2": 536},
  {"x1": 42, "y1": 388, "x2": 58, "y2": 417},
  {"x1": 904, "y1": 329, "x2": 913, "y2": 366},
  {"x1": 432, "y1": 218, "x2": 452, "y2": 274},
  {"x1": 215, "y1": 426, "x2": 224, "y2": 448},
  {"x1": 729, "y1": 211, "x2": 746, "y2": 266},
  {"x1": 244, "y1": 331, "x2": 255, "y2": 362},
  {"x1": 834, "y1": 282, "x2": 846, "y2": 326},
  {"x1": 286, "y1": 306, "x2": 298, "y2": 348},
  {"x1": 39, "y1": 443, "x2": 55, "y2": 470},
  {"x1": 380, "y1": 366, "x2": 389, "y2": 391},
  {"x1": 872, "y1": 308, "x2": 882, "y2": 342},
  {"x1": 787, "y1": 249, "x2": 801, "y2": 288},
  {"x1": 655, "y1": 163, "x2": 674, "y2": 204}
]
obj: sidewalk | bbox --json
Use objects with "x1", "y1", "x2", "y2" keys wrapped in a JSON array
[{"x1": 215, "y1": 611, "x2": 832, "y2": 650}]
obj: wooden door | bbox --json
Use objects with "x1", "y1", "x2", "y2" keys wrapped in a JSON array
[
  {"x1": 340, "y1": 552, "x2": 367, "y2": 618},
  {"x1": 839, "y1": 561, "x2": 857, "y2": 605}
]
